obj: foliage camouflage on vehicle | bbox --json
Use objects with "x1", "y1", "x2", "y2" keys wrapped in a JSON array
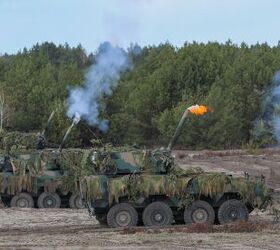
[
  {"x1": 0, "y1": 145, "x2": 97, "y2": 206},
  {"x1": 0, "y1": 174, "x2": 37, "y2": 196},
  {"x1": 0, "y1": 111, "x2": 93, "y2": 208},
  {"x1": 0, "y1": 131, "x2": 41, "y2": 153},
  {"x1": 80, "y1": 158, "x2": 269, "y2": 209}
]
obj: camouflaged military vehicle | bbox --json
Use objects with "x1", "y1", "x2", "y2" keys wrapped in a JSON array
[
  {"x1": 80, "y1": 105, "x2": 271, "y2": 228},
  {"x1": 0, "y1": 112, "x2": 89, "y2": 209},
  {"x1": 0, "y1": 147, "x2": 94, "y2": 209}
]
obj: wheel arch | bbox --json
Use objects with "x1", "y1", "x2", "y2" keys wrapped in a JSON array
[{"x1": 214, "y1": 192, "x2": 242, "y2": 208}]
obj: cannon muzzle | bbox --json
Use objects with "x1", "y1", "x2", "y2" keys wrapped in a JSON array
[
  {"x1": 167, "y1": 105, "x2": 211, "y2": 150},
  {"x1": 167, "y1": 110, "x2": 189, "y2": 150}
]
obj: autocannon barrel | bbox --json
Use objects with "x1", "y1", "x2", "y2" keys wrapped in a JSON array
[
  {"x1": 167, "y1": 109, "x2": 189, "y2": 150},
  {"x1": 58, "y1": 113, "x2": 80, "y2": 152},
  {"x1": 36, "y1": 111, "x2": 55, "y2": 149},
  {"x1": 40, "y1": 111, "x2": 55, "y2": 137},
  {"x1": 58, "y1": 120, "x2": 76, "y2": 152}
]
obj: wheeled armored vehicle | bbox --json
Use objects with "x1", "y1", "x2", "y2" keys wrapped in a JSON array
[
  {"x1": 80, "y1": 105, "x2": 271, "y2": 227},
  {"x1": 0, "y1": 112, "x2": 88, "y2": 209}
]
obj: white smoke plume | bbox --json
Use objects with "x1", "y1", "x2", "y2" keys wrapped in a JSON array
[
  {"x1": 271, "y1": 72, "x2": 280, "y2": 142},
  {"x1": 253, "y1": 71, "x2": 280, "y2": 144},
  {"x1": 67, "y1": 42, "x2": 131, "y2": 132}
]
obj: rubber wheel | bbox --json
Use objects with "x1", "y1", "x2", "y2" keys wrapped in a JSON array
[
  {"x1": 96, "y1": 214, "x2": 107, "y2": 226},
  {"x1": 218, "y1": 199, "x2": 249, "y2": 224},
  {"x1": 184, "y1": 200, "x2": 215, "y2": 224},
  {"x1": 107, "y1": 203, "x2": 138, "y2": 228},
  {"x1": 142, "y1": 201, "x2": 173, "y2": 227},
  {"x1": 37, "y1": 192, "x2": 61, "y2": 208},
  {"x1": 10, "y1": 193, "x2": 34, "y2": 208},
  {"x1": 69, "y1": 194, "x2": 84, "y2": 209}
]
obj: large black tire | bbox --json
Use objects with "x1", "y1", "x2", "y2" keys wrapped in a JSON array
[
  {"x1": 107, "y1": 203, "x2": 138, "y2": 228},
  {"x1": 69, "y1": 194, "x2": 84, "y2": 209},
  {"x1": 10, "y1": 193, "x2": 34, "y2": 208},
  {"x1": 37, "y1": 192, "x2": 61, "y2": 208},
  {"x1": 184, "y1": 200, "x2": 215, "y2": 225},
  {"x1": 142, "y1": 201, "x2": 173, "y2": 227},
  {"x1": 218, "y1": 199, "x2": 249, "y2": 224}
]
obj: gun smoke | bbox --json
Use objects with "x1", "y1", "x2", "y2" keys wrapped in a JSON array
[
  {"x1": 254, "y1": 71, "x2": 280, "y2": 144},
  {"x1": 67, "y1": 42, "x2": 131, "y2": 132},
  {"x1": 272, "y1": 72, "x2": 280, "y2": 142}
]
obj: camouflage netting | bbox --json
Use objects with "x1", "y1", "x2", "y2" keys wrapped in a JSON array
[
  {"x1": 195, "y1": 173, "x2": 233, "y2": 197},
  {"x1": 131, "y1": 150, "x2": 156, "y2": 172},
  {"x1": 0, "y1": 153, "x2": 44, "y2": 196},
  {"x1": 43, "y1": 175, "x2": 78, "y2": 195},
  {"x1": 80, "y1": 169, "x2": 269, "y2": 208},
  {"x1": 56, "y1": 149, "x2": 92, "y2": 174},
  {"x1": 82, "y1": 174, "x2": 193, "y2": 205},
  {"x1": 0, "y1": 148, "x2": 97, "y2": 196},
  {"x1": 10, "y1": 153, "x2": 44, "y2": 175},
  {"x1": 122, "y1": 148, "x2": 175, "y2": 174},
  {"x1": 90, "y1": 148, "x2": 175, "y2": 174},
  {"x1": 0, "y1": 174, "x2": 37, "y2": 195},
  {"x1": 93, "y1": 151, "x2": 117, "y2": 174},
  {"x1": 192, "y1": 173, "x2": 269, "y2": 208},
  {"x1": 170, "y1": 166, "x2": 204, "y2": 175},
  {"x1": 43, "y1": 179, "x2": 59, "y2": 194},
  {"x1": 37, "y1": 149, "x2": 96, "y2": 195},
  {"x1": 80, "y1": 176, "x2": 104, "y2": 202},
  {"x1": 1, "y1": 132, "x2": 39, "y2": 153},
  {"x1": 232, "y1": 177, "x2": 269, "y2": 208},
  {"x1": 39, "y1": 149, "x2": 99, "y2": 195},
  {"x1": 0, "y1": 141, "x2": 270, "y2": 209}
]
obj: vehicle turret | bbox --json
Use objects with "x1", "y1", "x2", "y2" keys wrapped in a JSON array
[{"x1": 0, "y1": 111, "x2": 56, "y2": 153}]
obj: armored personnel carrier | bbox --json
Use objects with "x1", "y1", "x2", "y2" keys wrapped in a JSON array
[
  {"x1": 80, "y1": 105, "x2": 271, "y2": 227},
  {"x1": 0, "y1": 112, "x2": 89, "y2": 209}
]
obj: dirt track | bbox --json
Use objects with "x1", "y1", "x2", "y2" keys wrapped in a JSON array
[
  {"x1": 0, "y1": 149, "x2": 280, "y2": 249},
  {"x1": 0, "y1": 207, "x2": 279, "y2": 250},
  {"x1": 0, "y1": 208, "x2": 279, "y2": 250}
]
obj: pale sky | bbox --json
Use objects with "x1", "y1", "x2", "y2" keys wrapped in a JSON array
[{"x1": 1, "y1": 0, "x2": 280, "y2": 54}]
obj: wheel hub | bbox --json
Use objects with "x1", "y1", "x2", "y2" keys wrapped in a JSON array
[
  {"x1": 154, "y1": 213, "x2": 163, "y2": 222},
  {"x1": 229, "y1": 210, "x2": 238, "y2": 220},
  {"x1": 116, "y1": 211, "x2": 131, "y2": 226},
  {"x1": 151, "y1": 210, "x2": 166, "y2": 224},
  {"x1": 192, "y1": 208, "x2": 207, "y2": 223},
  {"x1": 18, "y1": 199, "x2": 28, "y2": 208},
  {"x1": 46, "y1": 198, "x2": 54, "y2": 206}
]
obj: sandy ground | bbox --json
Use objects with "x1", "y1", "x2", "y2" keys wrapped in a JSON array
[
  {"x1": 0, "y1": 208, "x2": 279, "y2": 250},
  {"x1": 0, "y1": 149, "x2": 280, "y2": 249}
]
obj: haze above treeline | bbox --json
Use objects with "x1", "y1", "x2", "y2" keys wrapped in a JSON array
[{"x1": 0, "y1": 41, "x2": 280, "y2": 149}]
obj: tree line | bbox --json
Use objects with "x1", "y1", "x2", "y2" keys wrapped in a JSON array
[{"x1": 0, "y1": 41, "x2": 280, "y2": 149}]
